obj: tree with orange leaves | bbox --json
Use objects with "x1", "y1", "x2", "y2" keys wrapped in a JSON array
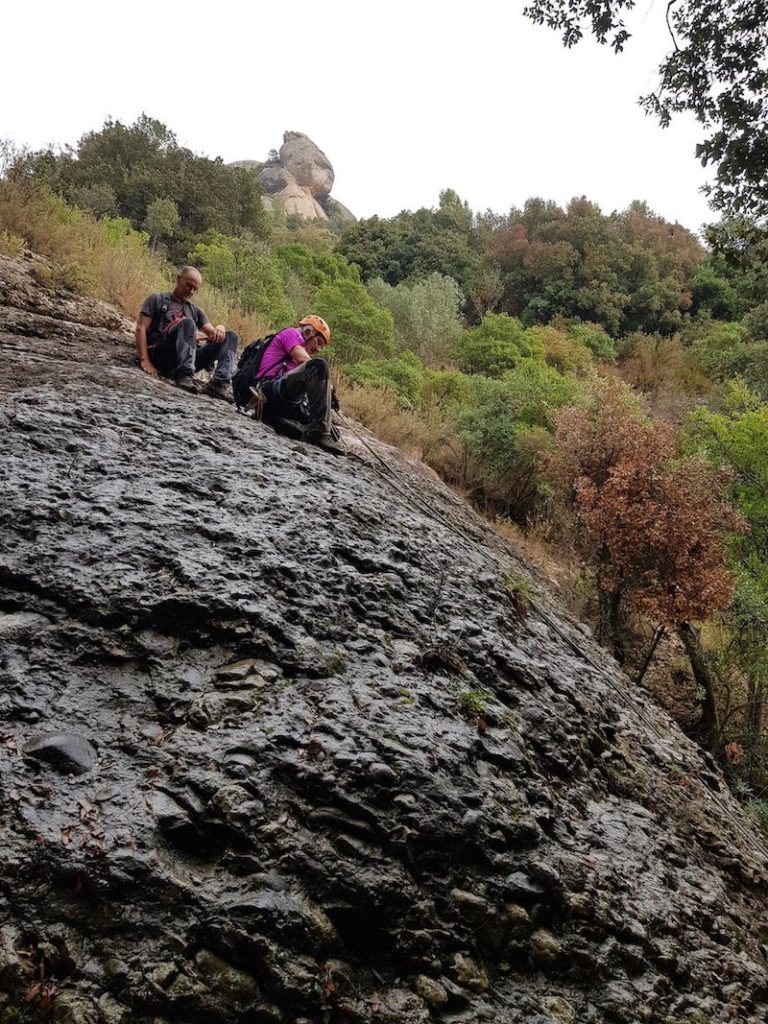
[{"x1": 544, "y1": 380, "x2": 745, "y2": 745}]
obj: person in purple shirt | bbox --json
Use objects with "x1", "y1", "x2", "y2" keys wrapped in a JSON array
[{"x1": 255, "y1": 315, "x2": 343, "y2": 455}]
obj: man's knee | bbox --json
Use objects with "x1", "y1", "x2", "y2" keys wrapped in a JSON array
[{"x1": 306, "y1": 355, "x2": 329, "y2": 379}]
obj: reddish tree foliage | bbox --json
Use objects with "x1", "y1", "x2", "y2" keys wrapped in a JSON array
[{"x1": 544, "y1": 380, "x2": 744, "y2": 628}]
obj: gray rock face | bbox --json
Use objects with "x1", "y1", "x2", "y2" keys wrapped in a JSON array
[
  {"x1": 1, "y1": 249, "x2": 768, "y2": 1022},
  {"x1": 230, "y1": 131, "x2": 354, "y2": 224},
  {"x1": 23, "y1": 732, "x2": 97, "y2": 776}
]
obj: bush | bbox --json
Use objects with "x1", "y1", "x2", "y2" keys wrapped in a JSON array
[
  {"x1": 567, "y1": 321, "x2": 617, "y2": 361},
  {"x1": 456, "y1": 360, "x2": 584, "y2": 520},
  {"x1": 526, "y1": 324, "x2": 593, "y2": 376},
  {"x1": 454, "y1": 313, "x2": 544, "y2": 376},
  {"x1": 342, "y1": 351, "x2": 424, "y2": 406},
  {"x1": 421, "y1": 369, "x2": 474, "y2": 409}
]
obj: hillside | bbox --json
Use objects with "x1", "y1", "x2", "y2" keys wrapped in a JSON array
[{"x1": 1, "y1": 251, "x2": 768, "y2": 1024}]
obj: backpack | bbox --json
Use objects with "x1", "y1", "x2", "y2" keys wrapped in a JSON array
[{"x1": 232, "y1": 335, "x2": 274, "y2": 408}]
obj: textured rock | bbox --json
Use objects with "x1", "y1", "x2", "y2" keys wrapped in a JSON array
[
  {"x1": 230, "y1": 131, "x2": 354, "y2": 224},
  {"x1": 1, "y1": 249, "x2": 768, "y2": 1022},
  {"x1": 23, "y1": 732, "x2": 97, "y2": 775}
]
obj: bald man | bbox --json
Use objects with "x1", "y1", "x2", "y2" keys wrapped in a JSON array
[{"x1": 135, "y1": 267, "x2": 238, "y2": 401}]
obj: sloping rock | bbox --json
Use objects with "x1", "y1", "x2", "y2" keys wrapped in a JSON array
[{"x1": 1, "y1": 249, "x2": 767, "y2": 1023}]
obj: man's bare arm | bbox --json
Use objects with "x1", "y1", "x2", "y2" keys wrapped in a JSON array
[
  {"x1": 135, "y1": 314, "x2": 157, "y2": 376},
  {"x1": 288, "y1": 344, "x2": 311, "y2": 366},
  {"x1": 201, "y1": 321, "x2": 226, "y2": 342}
]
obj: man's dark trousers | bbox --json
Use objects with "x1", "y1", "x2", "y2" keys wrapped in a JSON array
[
  {"x1": 149, "y1": 317, "x2": 239, "y2": 383},
  {"x1": 262, "y1": 357, "x2": 332, "y2": 434}
]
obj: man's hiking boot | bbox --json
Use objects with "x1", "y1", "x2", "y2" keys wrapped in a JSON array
[
  {"x1": 306, "y1": 427, "x2": 345, "y2": 456},
  {"x1": 173, "y1": 372, "x2": 199, "y2": 394},
  {"x1": 204, "y1": 380, "x2": 234, "y2": 403}
]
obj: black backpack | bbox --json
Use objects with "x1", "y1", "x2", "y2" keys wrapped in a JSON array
[{"x1": 232, "y1": 335, "x2": 274, "y2": 408}]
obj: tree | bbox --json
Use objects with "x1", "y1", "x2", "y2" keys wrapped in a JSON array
[
  {"x1": 143, "y1": 197, "x2": 180, "y2": 250},
  {"x1": 544, "y1": 379, "x2": 743, "y2": 743},
  {"x1": 366, "y1": 273, "x2": 464, "y2": 365},
  {"x1": 11, "y1": 115, "x2": 270, "y2": 255},
  {"x1": 454, "y1": 314, "x2": 545, "y2": 376},
  {"x1": 524, "y1": 0, "x2": 768, "y2": 225},
  {"x1": 685, "y1": 385, "x2": 768, "y2": 759}
]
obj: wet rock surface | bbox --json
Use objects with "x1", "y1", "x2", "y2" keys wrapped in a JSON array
[{"x1": 1, "y1": 250, "x2": 768, "y2": 1022}]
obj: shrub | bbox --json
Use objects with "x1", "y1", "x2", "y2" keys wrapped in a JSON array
[
  {"x1": 454, "y1": 313, "x2": 544, "y2": 376},
  {"x1": 342, "y1": 351, "x2": 424, "y2": 406},
  {"x1": 526, "y1": 324, "x2": 592, "y2": 376}
]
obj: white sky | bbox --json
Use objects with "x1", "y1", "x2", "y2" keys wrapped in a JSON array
[{"x1": 3, "y1": 0, "x2": 713, "y2": 234}]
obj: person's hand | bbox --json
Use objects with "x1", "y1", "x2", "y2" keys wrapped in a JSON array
[
  {"x1": 140, "y1": 358, "x2": 158, "y2": 376},
  {"x1": 213, "y1": 324, "x2": 226, "y2": 342}
]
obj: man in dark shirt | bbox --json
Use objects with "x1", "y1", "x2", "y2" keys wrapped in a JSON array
[{"x1": 135, "y1": 266, "x2": 238, "y2": 401}]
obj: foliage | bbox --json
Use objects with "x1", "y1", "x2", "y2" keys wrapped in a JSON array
[
  {"x1": 190, "y1": 233, "x2": 295, "y2": 327},
  {"x1": 619, "y1": 331, "x2": 711, "y2": 397},
  {"x1": 544, "y1": 379, "x2": 742, "y2": 632},
  {"x1": 526, "y1": 324, "x2": 592, "y2": 375},
  {"x1": 458, "y1": 360, "x2": 583, "y2": 520},
  {"x1": 487, "y1": 197, "x2": 703, "y2": 336},
  {"x1": 10, "y1": 115, "x2": 270, "y2": 259},
  {"x1": 367, "y1": 272, "x2": 464, "y2": 365},
  {"x1": 566, "y1": 320, "x2": 617, "y2": 361},
  {"x1": 338, "y1": 189, "x2": 479, "y2": 296},
  {"x1": 342, "y1": 351, "x2": 424, "y2": 406},
  {"x1": 454, "y1": 314, "x2": 544, "y2": 376},
  {"x1": 275, "y1": 242, "x2": 395, "y2": 362},
  {"x1": 144, "y1": 197, "x2": 180, "y2": 250},
  {"x1": 420, "y1": 369, "x2": 474, "y2": 409},
  {"x1": 315, "y1": 276, "x2": 395, "y2": 364},
  {"x1": 523, "y1": 0, "x2": 768, "y2": 225},
  {"x1": 457, "y1": 690, "x2": 486, "y2": 717},
  {"x1": 691, "y1": 255, "x2": 742, "y2": 320},
  {"x1": 0, "y1": 180, "x2": 268, "y2": 340},
  {"x1": 685, "y1": 387, "x2": 768, "y2": 685}
]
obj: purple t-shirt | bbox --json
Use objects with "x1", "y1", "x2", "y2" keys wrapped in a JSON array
[{"x1": 258, "y1": 327, "x2": 304, "y2": 380}]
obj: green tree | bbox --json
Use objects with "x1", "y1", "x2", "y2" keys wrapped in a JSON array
[
  {"x1": 342, "y1": 351, "x2": 424, "y2": 405},
  {"x1": 11, "y1": 115, "x2": 269, "y2": 253},
  {"x1": 454, "y1": 313, "x2": 544, "y2": 376},
  {"x1": 685, "y1": 385, "x2": 768, "y2": 759},
  {"x1": 524, "y1": 0, "x2": 768, "y2": 225},
  {"x1": 367, "y1": 272, "x2": 464, "y2": 365},
  {"x1": 458, "y1": 360, "x2": 583, "y2": 520},
  {"x1": 338, "y1": 191, "x2": 479, "y2": 298},
  {"x1": 143, "y1": 197, "x2": 180, "y2": 250}
]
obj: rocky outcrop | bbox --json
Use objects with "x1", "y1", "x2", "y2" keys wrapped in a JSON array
[
  {"x1": 230, "y1": 131, "x2": 355, "y2": 226},
  {"x1": 1, "y1": 250, "x2": 768, "y2": 1023}
]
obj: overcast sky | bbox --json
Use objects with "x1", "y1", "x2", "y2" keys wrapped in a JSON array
[{"x1": 4, "y1": 0, "x2": 713, "y2": 234}]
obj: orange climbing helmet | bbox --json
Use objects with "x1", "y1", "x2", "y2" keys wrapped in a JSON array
[{"x1": 299, "y1": 315, "x2": 331, "y2": 345}]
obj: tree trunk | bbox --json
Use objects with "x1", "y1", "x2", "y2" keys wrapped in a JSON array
[
  {"x1": 678, "y1": 621, "x2": 720, "y2": 752},
  {"x1": 745, "y1": 675, "x2": 765, "y2": 755},
  {"x1": 607, "y1": 588, "x2": 625, "y2": 666},
  {"x1": 635, "y1": 625, "x2": 665, "y2": 686}
]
